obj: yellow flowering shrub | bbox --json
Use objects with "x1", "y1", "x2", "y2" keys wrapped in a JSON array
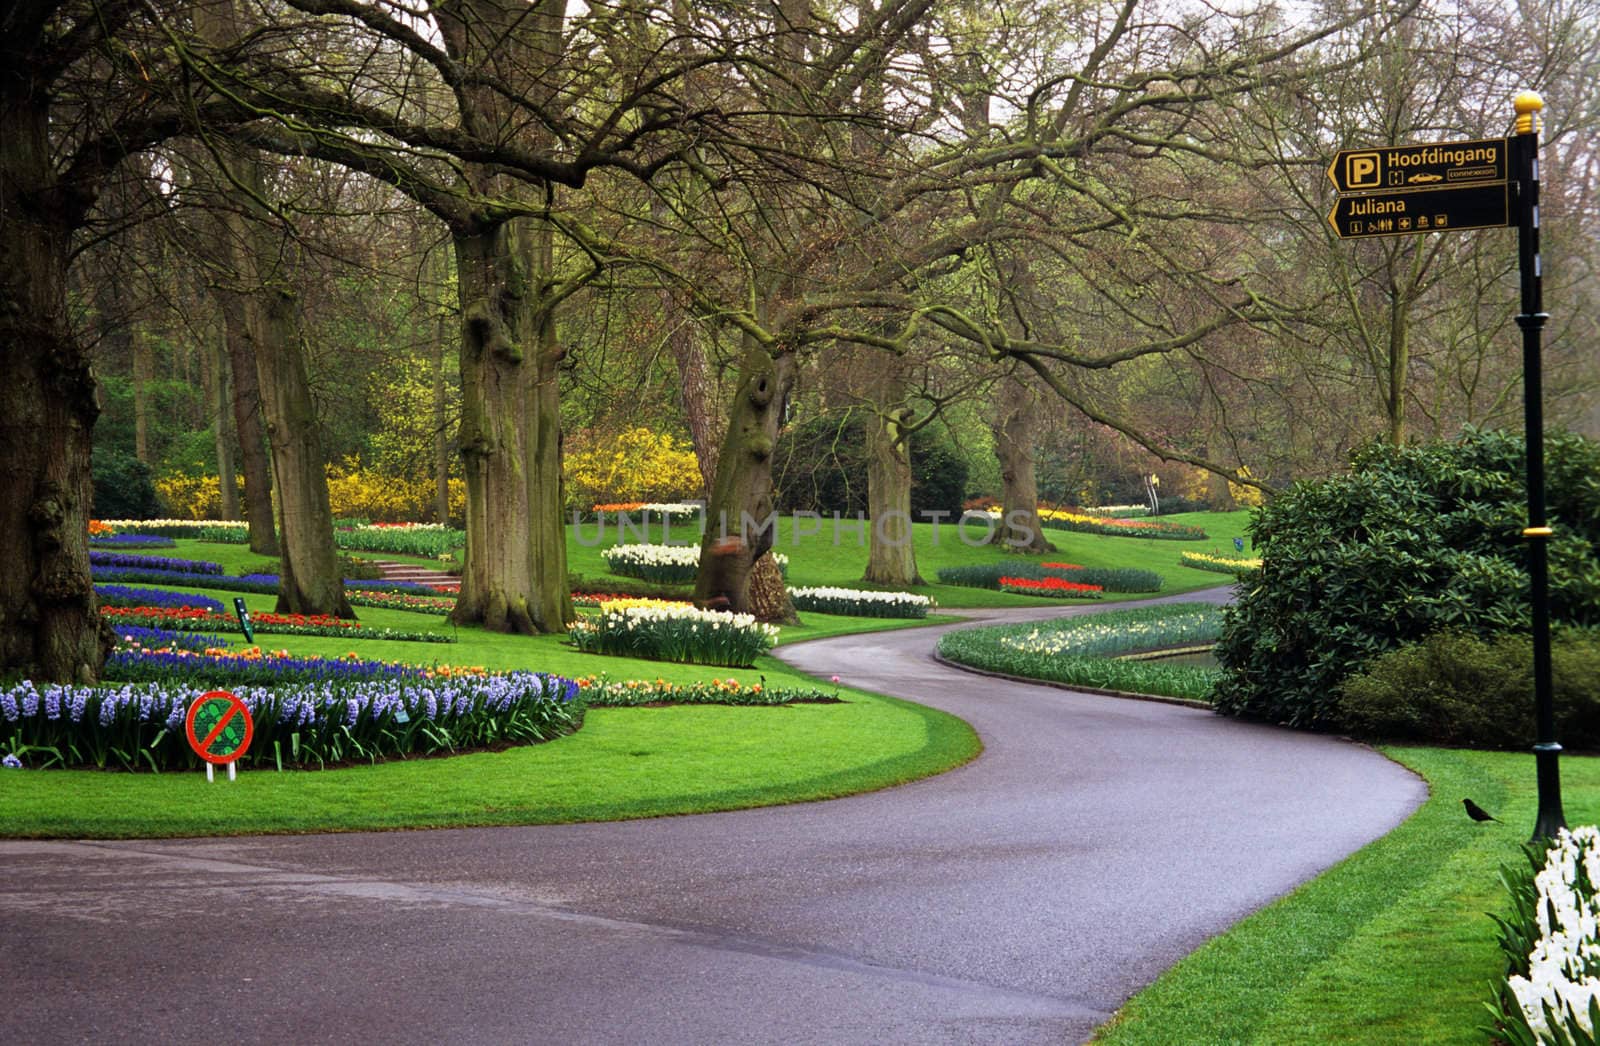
[
  {"x1": 154, "y1": 474, "x2": 230, "y2": 519},
  {"x1": 564, "y1": 427, "x2": 702, "y2": 509},
  {"x1": 154, "y1": 464, "x2": 465, "y2": 524},
  {"x1": 1228, "y1": 466, "x2": 1266, "y2": 508},
  {"x1": 325, "y1": 459, "x2": 465, "y2": 523}
]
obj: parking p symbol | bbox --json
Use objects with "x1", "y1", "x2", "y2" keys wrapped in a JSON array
[{"x1": 1346, "y1": 153, "x2": 1380, "y2": 189}]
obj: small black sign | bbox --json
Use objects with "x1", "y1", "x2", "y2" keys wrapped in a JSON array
[
  {"x1": 1327, "y1": 183, "x2": 1511, "y2": 239},
  {"x1": 232, "y1": 597, "x2": 255, "y2": 643}
]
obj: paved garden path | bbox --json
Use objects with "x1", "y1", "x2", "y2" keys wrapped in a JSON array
[
  {"x1": 0, "y1": 589, "x2": 1425, "y2": 1044},
  {"x1": 369, "y1": 558, "x2": 460, "y2": 592}
]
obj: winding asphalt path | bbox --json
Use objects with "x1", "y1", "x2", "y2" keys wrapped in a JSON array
[{"x1": 0, "y1": 590, "x2": 1424, "y2": 1044}]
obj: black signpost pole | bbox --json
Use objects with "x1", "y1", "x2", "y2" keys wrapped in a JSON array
[{"x1": 1513, "y1": 90, "x2": 1565, "y2": 842}]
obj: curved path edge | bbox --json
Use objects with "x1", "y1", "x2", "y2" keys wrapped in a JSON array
[{"x1": 0, "y1": 587, "x2": 1426, "y2": 1045}]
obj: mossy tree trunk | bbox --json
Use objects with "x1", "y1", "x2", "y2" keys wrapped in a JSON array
[
  {"x1": 216, "y1": 288, "x2": 278, "y2": 555},
  {"x1": 250, "y1": 277, "x2": 350, "y2": 617},
  {"x1": 991, "y1": 373, "x2": 1055, "y2": 554},
  {"x1": 203, "y1": 337, "x2": 240, "y2": 519},
  {"x1": 526, "y1": 222, "x2": 572, "y2": 631},
  {"x1": 864, "y1": 401, "x2": 924, "y2": 586},
  {"x1": 451, "y1": 221, "x2": 537, "y2": 633},
  {"x1": 0, "y1": 78, "x2": 113, "y2": 682},
  {"x1": 440, "y1": 0, "x2": 570, "y2": 634},
  {"x1": 432, "y1": 278, "x2": 452, "y2": 525},
  {"x1": 210, "y1": 145, "x2": 347, "y2": 616},
  {"x1": 695, "y1": 339, "x2": 798, "y2": 622},
  {"x1": 664, "y1": 296, "x2": 722, "y2": 496}
]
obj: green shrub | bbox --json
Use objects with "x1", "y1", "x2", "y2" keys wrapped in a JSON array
[
  {"x1": 92, "y1": 447, "x2": 161, "y2": 520},
  {"x1": 1212, "y1": 428, "x2": 1600, "y2": 730},
  {"x1": 1339, "y1": 629, "x2": 1600, "y2": 748}
]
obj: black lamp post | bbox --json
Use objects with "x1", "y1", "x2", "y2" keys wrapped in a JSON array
[{"x1": 1512, "y1": 90, "x2": 1565, "y2": 842}]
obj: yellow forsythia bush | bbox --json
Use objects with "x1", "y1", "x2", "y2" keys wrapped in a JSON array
[
  {"x1": 154, "y1": 474, "x2": 229, "y2": 519},
  {"x1": 325, "y1": 459, "x2": 465, "y2": 523},
  {"x1": 564, "y1": 427, "x2": 703, "y2": 509},
  {"x1": 156, "y1": 465, "x2": 465, "y2": 524},
  {"x1": 1227, "y1": 465, "x2": 1266, "y2": 508}
]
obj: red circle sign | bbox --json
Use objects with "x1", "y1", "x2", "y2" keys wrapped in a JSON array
[{"x1": 185, "y1": 690, "x2": 254, "y2": 765}]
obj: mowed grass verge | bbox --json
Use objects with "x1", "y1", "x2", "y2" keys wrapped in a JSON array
[{"x1": 1095, "y1": 746, "x2": 1600, "y2": 1044}]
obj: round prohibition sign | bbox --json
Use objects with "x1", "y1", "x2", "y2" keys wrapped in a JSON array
[{"x1": 185, "y1": 690, "x2": 254, "y2": 765}]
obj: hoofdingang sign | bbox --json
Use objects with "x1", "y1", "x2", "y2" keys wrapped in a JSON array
[{"x1": 1325, "y1": 137, "x2": 1512, "y2": 240}]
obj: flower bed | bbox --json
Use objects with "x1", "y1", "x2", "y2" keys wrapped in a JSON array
[
  {"x1": 1179, "y1": 550, "x2": 1262, "y2": 575},
  {"x1": 573, "y1": 592, "x2": 692, "y2": 610},
  {"x1": 574, "y1": 675, "x2": 839, "y2": 706},
  {"x1": 90, "y1": 565, "x2": 438, "y2": 597},
  {"x1": 936, "y1": 603, "x2": 1223, "y2": 701},
  {"x1": 1079, "y1": 504, "x2": 1151, "y2": 518},
  {"x1": 0, "y1": 672, "x2": 579, "y2": 771},
  {"x1": 787, "y1": 586, "x2": 933, "y2": 618},
  {"x1": 568, "y1": 603, "x2": 778, "y2": 667},
  {"x1": 590, "y1": 502, "x2": 703, "y2": 523},
  {"x1": 88, "y1": 551, "x2": 223, "y2": 575},
  {"x1": 99, "y1": 606, "x2": 455, "y2": 643},
  {"x1": 344, "y1": 590, "x2": 458, "y2": 614},
  {"x1": 335, "y1": 523, "x2": 465, "y2": 558},
  {"x1": 102, "y1": 644, "x2": 482, "y2": 688},
  {"x1": 89, "y1": 534, "x2": 177, "y2": 549},
  {"x1": 997, "y1": 576, "x2": 1103, "y2": 598},
  {"x1": 602, "y1": 542, "x2": 789, "y2": 585},
  {"x1": 108, "y1": 626, "x2": 231, "y2": 652},
  {"x1": 937, "y1": 561, "x2": 1162, "y2": 594},
  {"x1": 1490, "y1": 827, "x2": 1600, "y2": 1044},
  {"x1": 95, "y1": 585, "x2": 225, "y2": 613},
  {"x1": 1035, "y1": 508, "x2": 1206, "y2": 541},
  {"x1": 95, "y1": 519, "x2": 250, "y2": 538}
]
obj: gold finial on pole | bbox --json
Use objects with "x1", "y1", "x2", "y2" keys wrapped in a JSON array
[{"x1": 1515, "y1": 90, "x2": 1544, "y2": 134}]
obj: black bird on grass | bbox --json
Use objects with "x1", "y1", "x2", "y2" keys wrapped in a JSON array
[{"x1": 1463, "y1": 798, "x2": 1501, "y2": 823}]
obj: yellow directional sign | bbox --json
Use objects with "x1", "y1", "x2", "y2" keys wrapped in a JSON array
[
  {"x1": 1327, "y1": 183, "x2": 1510, "y2": 239},
  {"x1": 1326, "y1": 138, "x2": 1509, "y2": 195}
]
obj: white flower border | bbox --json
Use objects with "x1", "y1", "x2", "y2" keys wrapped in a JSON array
[{"x1": 1509, "y1": 826, "x2": 1600, "y2": 1041}]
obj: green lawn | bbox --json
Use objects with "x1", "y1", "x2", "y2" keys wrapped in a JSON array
[
  {"x1": 567, "y1": 510, "x2": 1252, "y2": 609},
  {"x1": 1096, "y1": 746, "x2": 1597, "y2": 1044}
]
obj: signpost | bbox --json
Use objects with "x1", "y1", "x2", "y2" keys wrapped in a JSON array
[
  {"x1": 185, "y1": 689, "x2": 253, "y2": 782},
  {"x1": 232, "y1": 597, "x2": 255, "y2": 643},
  {"x1": 1327, "y1": 184, "x2": 1509, "y2": 239},
  {"x1": 1326, "y1": 137, "x2": 1509, "y2": 194},
  {"x1": 1327, "y1": 93, "x2": 1564, "y2": 840},
  {"x1": 1326, "y1": 138, "x2": 1512, "y2": 240}
]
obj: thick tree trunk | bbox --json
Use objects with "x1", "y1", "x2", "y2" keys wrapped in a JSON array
[
  {"x1": 250, "y1": 278, "x2": 351, "y2": 617},
  {"x1": 990, "y1": 374, "x2": 1055, "y2": 553},
  {"x1": 664, "y1": 295, "x2": 721, "y2": 495},
  {"x1": 864, "y1": 403, "x2": 924, "y2": 585},
  {"x1": 451, "y1": 223, "x2": 538, "y2": 633},
  {"x1": 217, "y1": 289, "x2": 278, "y2": 554},
  {"x1": 526, "y1": 223, "x2": 572, "y2": 630},
  {"x1": 695, "y1": 339, "x2": 798, "y2": 622},
  {"x1": 433, "y1": 306, "x2": 451, "y2": 524},
  {"x1": 0, "y1": 86, "x2": 113, "y2": 682},
  {"x1": 204, "y1": 336, "x2": 240, "y2": 519},
  {"x1": 132, "y1": 328, "x2": 153, "y2": 463},
  {"x1": 210, "y1": 149, "x2": 346, "y2": 615}
]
